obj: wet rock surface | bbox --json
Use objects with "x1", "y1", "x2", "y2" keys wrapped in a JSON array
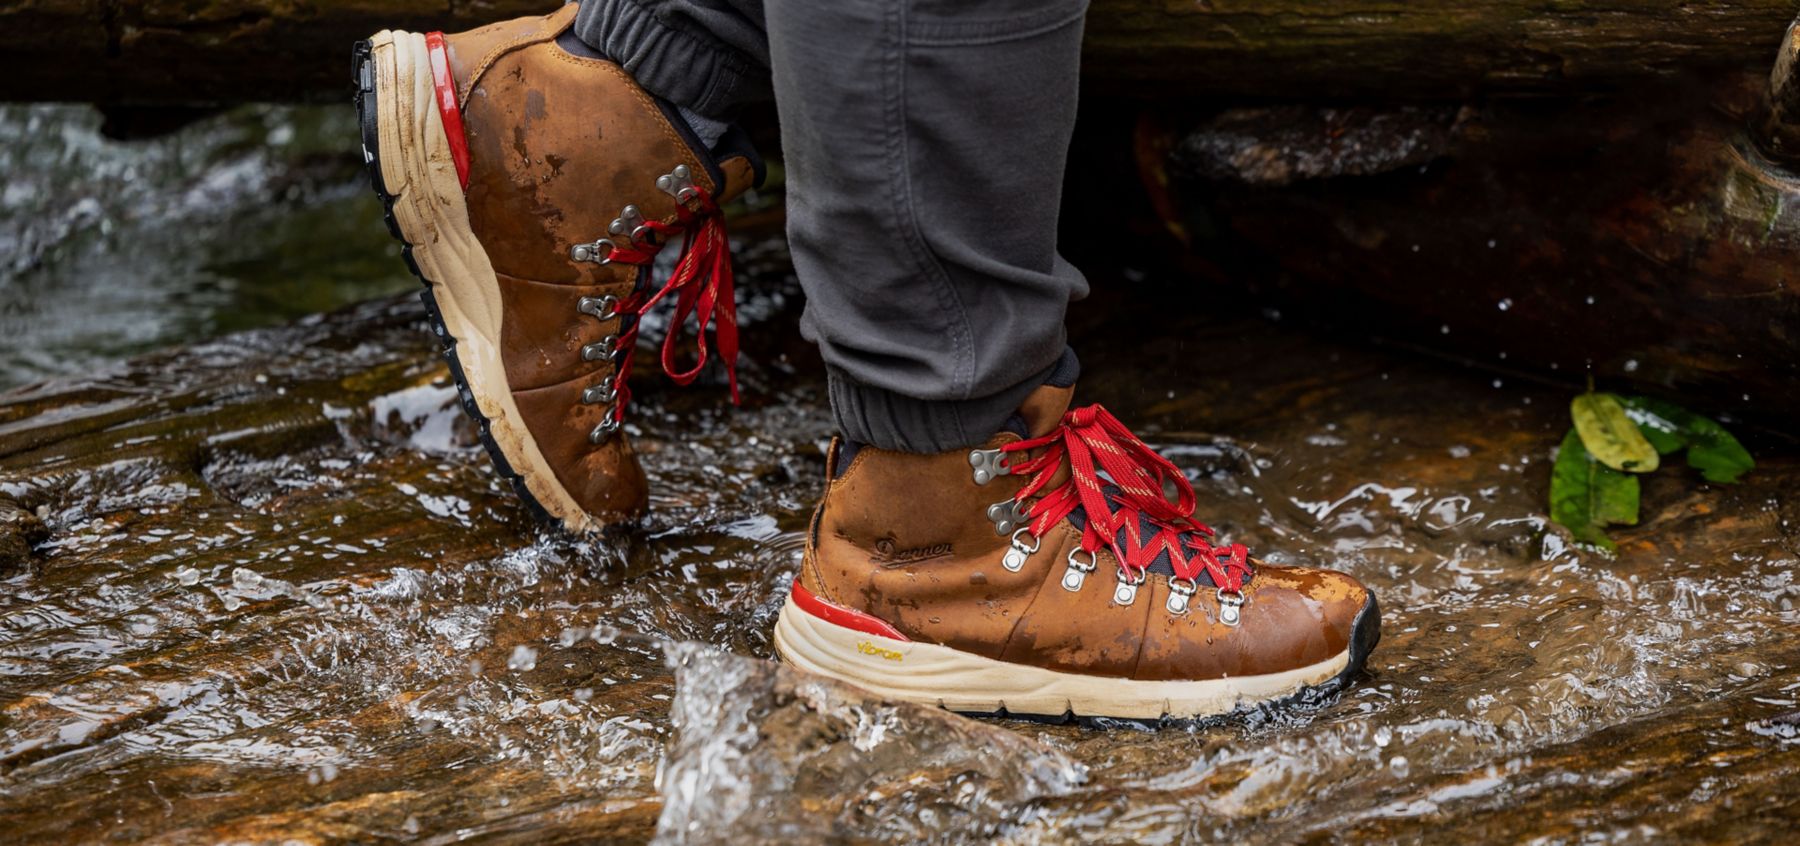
[{"x1": 2, "y1": 106, "x2": 1797, "y2": 843}]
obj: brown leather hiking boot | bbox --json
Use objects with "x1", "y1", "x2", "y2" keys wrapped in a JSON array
[
  {"x1": 775, "y1": 384, "x2": 1381, "y2": 720},
  {"x1": 353, "y1": 4, "x2": 759, "y2": 532}
]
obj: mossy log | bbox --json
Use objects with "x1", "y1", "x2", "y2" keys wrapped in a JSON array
[{"x1": 3, "y1": 1, "x2": 1800, "y2": 105}]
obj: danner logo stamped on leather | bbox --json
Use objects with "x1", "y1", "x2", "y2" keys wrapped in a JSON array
[{"x1": 871, "y1": 536, "x2": 953, "y2": 566}]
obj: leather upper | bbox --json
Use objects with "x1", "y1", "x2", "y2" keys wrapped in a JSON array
[
  {"x1": 437, "y1": 6, "x2": 756, "y2": 523},
  {"x1": 801, "y1": 386, "x2": 1371, "y2": 682}
]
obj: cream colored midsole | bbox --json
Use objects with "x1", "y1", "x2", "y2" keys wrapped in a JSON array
[
  {"x1": 369, "y1": 30, "x2": 594, "y2": 532},
  {"x1": 773, "y1": 594, "x2": 1349, "y2": 720}
]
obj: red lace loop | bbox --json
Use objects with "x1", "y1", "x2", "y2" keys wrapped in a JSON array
[
  {"x1": 601, "y1": 185, "x2": 740, "y2": 424},
  {"x1": 1000, "y1": 404, "x2": 1252, "y2": 592}
]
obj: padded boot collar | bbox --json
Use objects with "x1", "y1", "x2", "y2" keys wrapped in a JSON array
[{"x1": 444, "y1": 3, "x2": 581, "y2": 105}]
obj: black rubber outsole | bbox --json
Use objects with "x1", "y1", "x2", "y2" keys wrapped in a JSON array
[
  {"x1": 353, "y1": 39, "x2": 559, "y2": 528},
  {"x1": 952, "y1": 593, "x2": 1383, "y2": 729}
]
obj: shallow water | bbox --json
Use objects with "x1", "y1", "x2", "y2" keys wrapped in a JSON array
[
  {"x1": 0, "y1": 106, "x2": 1796, "y2": 844},
  {"x1": 0, "y1": 104, "x2": 413, "y2": 389}
]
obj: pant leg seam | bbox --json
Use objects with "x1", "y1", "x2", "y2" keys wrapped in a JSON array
[{"x1": 883, "y1": 0, "x2": 978, "y2": 439}]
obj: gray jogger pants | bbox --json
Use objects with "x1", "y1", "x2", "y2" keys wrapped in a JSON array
[{"x1": 575, "y1": 0, "x2": 1091, "y2": 453}]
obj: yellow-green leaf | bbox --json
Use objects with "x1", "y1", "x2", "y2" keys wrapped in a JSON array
[{"x1": 1571, "y1": 393, "x2": 1659, "y2": 473}]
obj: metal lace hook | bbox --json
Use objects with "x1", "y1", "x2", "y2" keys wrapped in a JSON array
[{"x1": 570, "y1": 237, "x2": 616, "y2": 264}]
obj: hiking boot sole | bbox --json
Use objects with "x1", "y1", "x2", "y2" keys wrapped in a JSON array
[
  {"x1": 774, "y1": 584, "x2": 1382, "y2": 722},
  {"x1": 354, "y1": 31, "x2": 600, "y2": 533}
]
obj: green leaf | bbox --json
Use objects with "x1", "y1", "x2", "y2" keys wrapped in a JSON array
[
  {"x1": 1571, "y1": 393, "x2": 1659, "y2": 473},
  {"x1": 1621, "y1": 396, "x2": 1755, "y2": 483},
  {"x1": 1549, "y1": 428, "x2": 1641, "y2": 553},
  {"x1": 1618, "y1": 396, "x2": 1687, "y2": 455}
]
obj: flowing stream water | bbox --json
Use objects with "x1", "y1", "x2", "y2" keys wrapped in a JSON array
[{"x1": 0, "y1": 105, "x2": 1795, "y2": 844}]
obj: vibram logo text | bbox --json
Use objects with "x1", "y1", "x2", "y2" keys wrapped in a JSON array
[{"x1": 857, "y1": 641, "x2": 903, "y2": 662}]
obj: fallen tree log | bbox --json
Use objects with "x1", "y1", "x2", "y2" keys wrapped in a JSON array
[
  {"x1": 1135, "y1": 61, "x2": 1800, "y2": 420},
  {"x1": 3, "y1": 1, "x2": 1799, "y2": 105}
]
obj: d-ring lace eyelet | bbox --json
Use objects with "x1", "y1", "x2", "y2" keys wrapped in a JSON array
[
  {"x1": 1113, "y1": 567, "x2": 1148, "y2": 607},
  {"x1": 1001, "y1": 527, "x2": 1039, "y2": 572},
  {"x1": 1061, "y1": 547, "x2": 1097, "y2": 591},
  {"x1": 1166, "y1": 576, "x2": 1199, "y2": 615},
  {"x1": 994, "y1": 404, "x2": 1257, "y2": 615},
  {"x1": 1216, "y1": 588, "x2": 1246, "y2": 626}
]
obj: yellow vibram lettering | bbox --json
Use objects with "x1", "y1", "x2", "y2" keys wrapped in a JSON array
[{"x1": 856, "y1": 641, "x2": 903, "y2": 662}]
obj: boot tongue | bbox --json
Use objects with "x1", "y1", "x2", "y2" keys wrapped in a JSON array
[
  {"x1": 1014, "y1": 346, "x2": 1081, "y2": 437},
  {"x1": 1017, "y1": 384, "x2": 1075, "y2": 438}
]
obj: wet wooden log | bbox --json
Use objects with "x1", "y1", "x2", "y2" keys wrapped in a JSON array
[
  {"x1": 3, "y1": 1, "x2": 1799, "y2": 105},
  {"x1": 1134, "y1": 65, "x2": 1800, "y2": 421}
]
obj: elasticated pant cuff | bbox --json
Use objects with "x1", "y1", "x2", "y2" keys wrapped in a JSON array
[
  {"x1": 573, "y1": 0, "x2": 770, "y2": 120},
  {"x1": 827, "y1": 348, "x2": 1078, "y2": 454}
]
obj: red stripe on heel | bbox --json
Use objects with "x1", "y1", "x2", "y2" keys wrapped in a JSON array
[
  {"x1": 423, "y1": 31, "x2": 471, "y2": 189},
  {"x1": 791, "y1": 581, "x2": 910, "y2": 642}
]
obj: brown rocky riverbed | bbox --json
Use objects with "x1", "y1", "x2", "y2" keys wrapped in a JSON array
[{"x1": 1, "y1": 105, "x2": 1797, "y2": 844}]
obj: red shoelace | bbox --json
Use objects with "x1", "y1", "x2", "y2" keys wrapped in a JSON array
[
  {"x1": 1000, "y1": 404, "x2": 1252, "y2": 593},
  {"x1": 598, "y1": 184, "x2": 740, "y2": 426}
]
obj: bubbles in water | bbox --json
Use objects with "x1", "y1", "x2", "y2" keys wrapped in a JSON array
[
  {"x1": 508, "y1": 645, "x2": 538, "y2": 672},
  {"x1": 307, "y1": 762, "x2": 339, "y2": 785},
  {"x1": 170, "y1": 566, "x2": 201, "y2": 586},
  {"x1": 1497, "y1": 298, "x2": 1512, "y2": 311},
  {"x1": 231, "y1": 568, "x2": 264, "y2": 591}
]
